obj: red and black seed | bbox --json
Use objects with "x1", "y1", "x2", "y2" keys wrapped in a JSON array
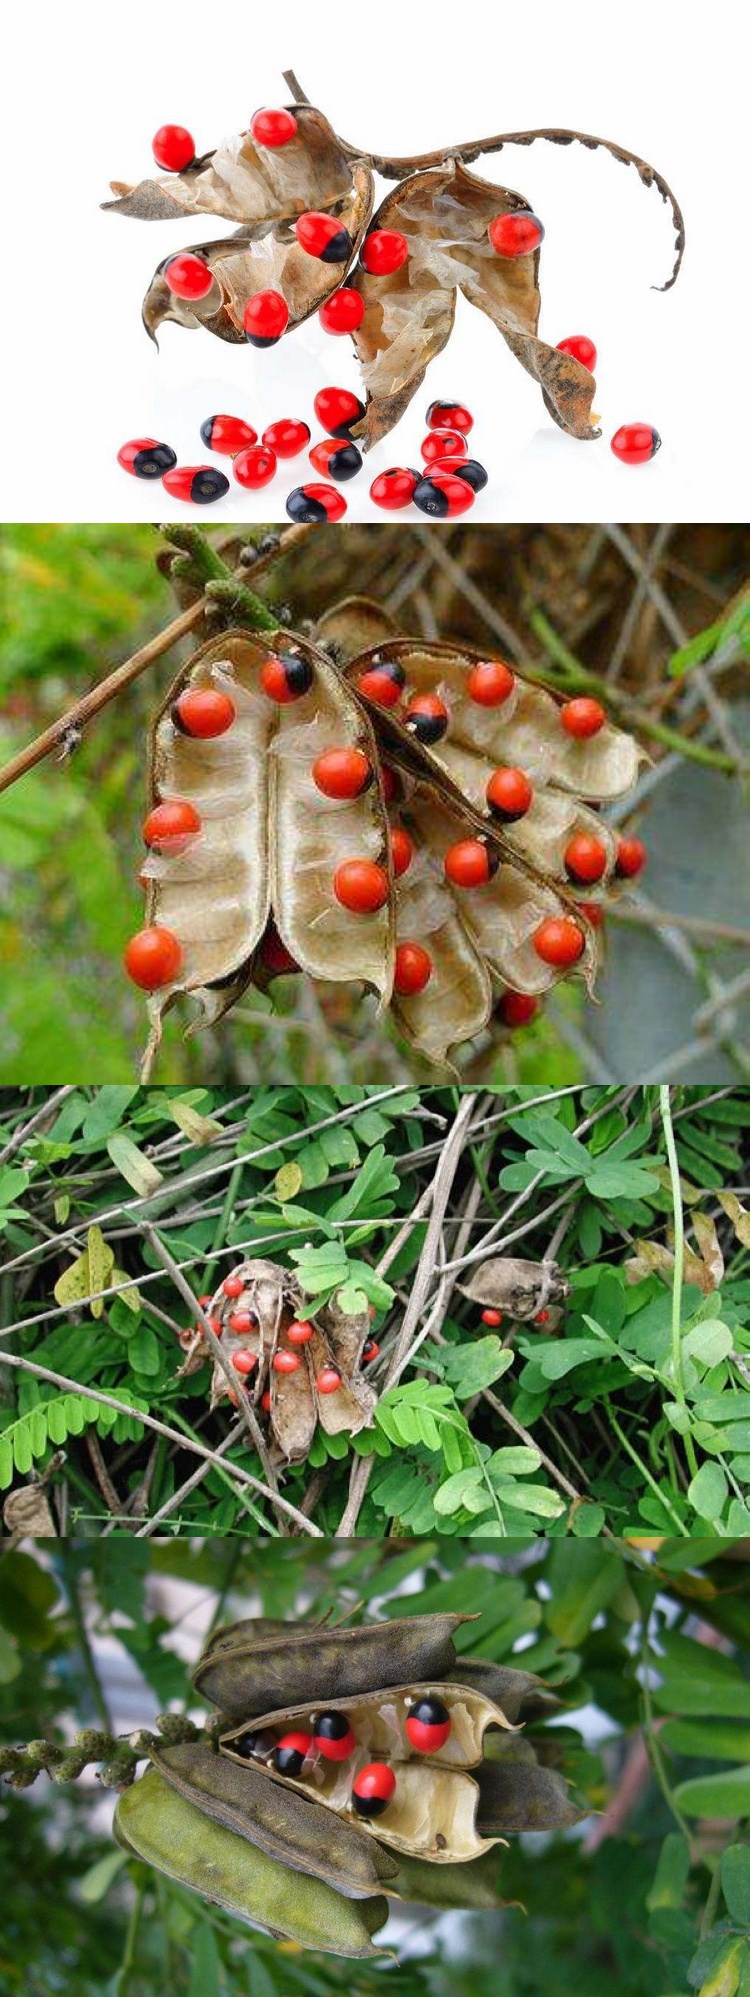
[
  {"x1": 445, "y1": 458, "x2": 488, "y2": 492},
  {"x1": 285, "y1": 484, "x2": 345, "y2": 522},
  {"x1": 117, "y1": 438, "x2": 177, "y2": 480},
  {"x1": 161, "y1": 465, "x2": 230, "y2": 504}
]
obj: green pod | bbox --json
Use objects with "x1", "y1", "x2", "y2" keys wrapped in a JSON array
[
  {"x1": 150, "y1": 1739, "x2": 397, "y2": 1897},
  {"x1": 115, "y1": 1768, "x2": 389, "y2": 1959},
  {"x1": 194, "y1": 1612, "x2": 473, "y2": 1718},
  {"x1": 388, "y1": 1847, "x2": 509, "y2": 1913}
]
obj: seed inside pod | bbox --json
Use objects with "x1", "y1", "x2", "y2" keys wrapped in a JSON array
[
  {"x1": 316, "y1": 1366, "x2": 343, "y2": 1394},
  {"x1": 405, "y1": 1696, "x2": 452, "y2": 1753},
  {"x1": 273, "y1": 1731, "x2": 314, "y2": 1777},
  {"x1": 314, "y1": 1712, "x2": 356, "y2": 1761},
  {"x1": 356, "y1": 656, "x2": 406, "y2": 705},
  {"x1": 466, "y1": 661, "x2": 515, "y2": 706},
  {"x1": 222, "y1": 1275, "x2": 245, "y2": 1299},
  {"x1": 228, "y1": 1309, "x2": 259, "y2": 1335},
  {"x1": 351, "y1": 1763, "x2": 396, "y2": 1818},
  {"x1": 273, "y1": 1351, "x2": 300, "y2": 1374},
  {"x1": 287, "y1": 1320, "x2": 314, "y2": 1346},
  {"x1": 260, "y1": 651, "x2": 314, "y2": 702},
  {"x1": 404, "y1": 694, "x2": 449, "y2": 744}
]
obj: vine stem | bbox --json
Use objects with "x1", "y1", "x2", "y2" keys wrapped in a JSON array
[
  {"x1": 0, "y1": 524, "x2": 315, "y2": 798},
  {"x1": 659, "y1": 1085, "x2": 698, "y2": 1479}
]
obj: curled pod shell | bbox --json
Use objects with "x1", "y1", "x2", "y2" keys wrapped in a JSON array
[
  {"x1": 140, "y1": 630, "x2": 394, "y2": 1071},
  {"x1": 348, "y1": 163, "x2": 597, "y2": 450},
  {"x1": 114, "y1": 1765, "x2": 389, "y2": 1957},
  {"x1": 193, "y1": 1611, "x2": 474, "y2": 1718},
  {"x1": 476, "y1": 1731, "x2": 584, "y2": 1834},
  {"x1": 104, "y1": 104, "x2": 373, "y2": 346},
  {"x1": 459, "y1": 1257, "x2": 571, "y2": 1319}
]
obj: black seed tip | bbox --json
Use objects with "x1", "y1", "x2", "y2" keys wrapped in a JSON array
[
  {"x1": 315, "y1": 1711, "x2": 352, "y2": 1742},
  {"x1": 199, "y1": 417, "x2": 217, "y2": 449},
  {"x1": 651, "y1": 429, "x2": 662, "y2": 456},
  {"x1": 320, "y1": 229, "x2": 354, "y2": 265},
  {"x1": 452, "y1": 459, "x2": 488, "y2": 491},
  {"x1": 328, "y1": 444, "x2": 362, "y2": 482},
  {"x1": 413, "y1": 478, "x2": 450, "y2": 518},
  {"x1": 285, "y1": 489, "x2": 328, "y2": 523},
  {"x1": 133, "y1": 443, "x2": 177, "y2": 479},
  {"x1": 190, "y1": 470, "x2": 230, "y2": 504},
  {"x1": 245, "y1": 332, "x2": 282, "y2": 349}
]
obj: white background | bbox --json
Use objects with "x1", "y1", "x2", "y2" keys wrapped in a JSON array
[{"x1": 5, "y1": 0, "x2": 746, "y2": 524}]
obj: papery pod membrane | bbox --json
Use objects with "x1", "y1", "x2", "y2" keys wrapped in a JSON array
[
  {"x1": 460, "y1": 1257, "x2": 570, "y2": 1320},
  {"x1": 179, "y1": 1257, "x2": 375, "y2": 1462},
  {"x1": 114, "y1": 1767, "x2": 389, "y2": 1957},
  {"x1": 193, "y1": 1611, "x2": 474, "y2": 1718},
  {"x1": 141, "y1": 628, "x2": 394, "y2": 1064},
  {"x1": 149, "y1": 1740, "x2": 398, "y2": 1897},
  {"x1": 350, "y1": 163, "x2": 597, "y2": 450},
  {"x1": 104, "y1": 104, "x2": 373, "y2": 344}
]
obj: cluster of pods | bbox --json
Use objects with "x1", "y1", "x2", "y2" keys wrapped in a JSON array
[
  {"x1": 187, "y1": 1272, "x2": 379, "y2": 1412},
  {"x1": 234, "y1": 1691, "x2": 453, "y2": 1821}
]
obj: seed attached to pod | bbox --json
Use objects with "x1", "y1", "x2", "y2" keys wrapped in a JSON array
[
  {"x1": 260, "y1": 651, "x2": 314, "y2": 702},
  {"x1": 444, "y1": 837, "x2": 499, "y2": 888},
  {"x1": 309, "y1": 439, "x2": 363, "y2": 481},
  {"x1": 262, "y1": 418, "x2": 311, "y2": 458},
  {"x1": 467, "y1": 660, "x2": 515, "y2": 707},
  {"x1": 261, "y1": 1390, "x2": 272, "y2": 1412},
  {"x1": 404, "y1": 693, "x2": 449, "y2": 744},
  {"x1": 273, "y1": 1351, "x2": 301, "y2": 1374},
  {"x1": 489, "y1": 211, "x2": 544, "y2": 256},
  {"x1": 164, "y1": 254, "x2": 214, "y2": 300},
  {"x1": 142, "y1": 800, "x2": 201, "y2": 851},
  {"x1": 287, "y1": 1319, "x2": 314, "y2": 1346},
  {"x1": 486, "y1": 766, "x2": 533, "y2": 821},
  {"x1": 117, "y1": 438, "x2": 177, "y2": 480},
  {"x1": 352, "y1": 1763, "x2": 396, "y2": 1817},
  {"x1": 312, "y1": 747, "x2": 373, "y2": 799},
  {"x1": 535, "y1": 1310, "x2": 550, "y2": 1324},
  {"x1": 228, "y1": 1309, "x2": 259, "y2": 1335},
  {"x1": 439, "y1": 458, "x2": 488, "y2": 492},
  {"x1": 295, "y1": 211, "x2": 354, "y2": 263},
  {"x1": 560, "y1": 697, "x2": 607, "y2": 739},
  {"x1": 313, "y1": 387, "x2": 366, "y2": 439},
  {"x1": 370, "y1": 467, "x2": 419, "y2": 510},
  {"x1": 611, "y1": 423, "x2": 661, "y2": 465},
  {"x1": 222, "y1": 1275, "x2": 244, "y2": 1299},
  {"x1": 250, "y1": 108, "x2": 298, "y2": 148},
  {"x1": 413, "y1": 471, "x2": 475, "y2": 517},
  {"x1": 564, "y1": 832, "x2": 608, "y2": 883},
  {"x1": 389, "y1": 826, "x2": 414, "y2": 877},
  {"x1": 201, "y1": 414, "x2": 258, "y2": 455},
  {"x1": 317, "y1": 1366, "x2": 343, "y2": 1394},
  {"x1": 152, "y1": 124, "x2": 196, "y2": 172},
  {"x1": 481, "y1": 1308, "x2": 503, "y2": 1326},
  {"x1": 421, "y1": 429, "x2": 468, "y2": 464},
  {"x1": 285, "y1": 483, "x2": 347, "y2": 522},
  {"x1": 172, "y1": 688, "x2": 235, "y2": 737},
  {"x1": 426, "y1": 400, "x2": 473, "y2": 434},
  {"x1": 615, "y1": 834, "x2": 647, "y2": 878},
  {"x1": 260, "y1": 927, "x2": 301, "y2": 976},
  {"x1": 232, "y1": 1729, "x2": 273, "y2": 1762},
  {"x1": 394, "y1": 942, "x2": 433, "y2": 995},
  {"x1": 231, "y1": 1349, "x2": 257, "y2": 1376},
  {"x1": 576, "y1": 899, "x2": 605, "y2": 928},
  {"x1": 406, "y1": 1696, "x2": 451, "y2": 1753},
  {"x1": 533, "y1": 916, "x2": 585, "y2": 967},
  {"x1": 319, "y1": 289, "x2": 366, "y2": 335},
  {"x1": 356, "y1": 657, "x2": 406, "y2": 706},
  {"x1": 556, "y1": 335, "x2": 597, "y2": 371},
  {"x1": 243, "y1": 290, "x2": 290, "y2": 347},
  {"x1": 273, "y1": 1731, "x2": 313, "y2": 1777},
  {"x1": 360, "y1": 228, "x2": 409, "y2": 275},
  {"x1": 314, "y1": 1712, "x2": 356, "y2": 1761},
  {"x1": 362, "y1": 1337, "x2": 380, "y2": 1363},
  {"x1": 333, "y1": 860, "x2": 389, "y2": 913},
  {"x1": 124, "y1": 925, "x2": 183, "y2": 990},
  {"x1": 234, "y1": 444, "x2": 277, "y2": 489},
  {"x1": 162, "y1": 466, "x2": 230, "y2": 505}
]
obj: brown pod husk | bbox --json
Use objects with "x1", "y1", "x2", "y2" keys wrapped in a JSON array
[
  {"x1": 104, "y1": 104, "x2": 373, "y2": 346},
  {"x1": 476, "y1": 1734, "x2": 583, "y2": 1834},
  {"x1": 460, "y1": 1257, "x2": 571, "y2": 1319},
  {"x1": 179, "y1": 1257, "x2": 375, "y2": 1463},
  {"x1": 350, "y1": 163, "x2": 597, "y2": 451},
  {"x1": 193, "y1": 1611, "x2": 474, "y2": 1717}
]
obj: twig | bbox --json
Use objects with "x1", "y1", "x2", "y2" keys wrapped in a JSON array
[{"x1": 0, "y1": 1087, "x2": 78, "y2": 1167}]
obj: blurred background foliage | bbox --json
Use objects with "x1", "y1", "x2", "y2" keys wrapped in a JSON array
[
  {"x1": 2, "y1": 1539, "x2": 750, "y2": 1997},
  {"x1": 0, "y1": 523, "x2": 748, "y2": 1084}
]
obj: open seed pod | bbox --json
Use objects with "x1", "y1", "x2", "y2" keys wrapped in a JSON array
[
  {"x1": 104, "y1": 103, "x2": 373, "y2": 344},
  {"x1": 460, "y1": 1256, "x2": 571, "y2": 1320},
  {"x1": 113, "y1": 1611, "x2": 584, "y2": 1953},
  {"x1": 131, "y1": 594, "x2": 644, "y2": 1073},
  {"x1": 178, "y1": 1257, "x2": 375, "y2": 1462}
]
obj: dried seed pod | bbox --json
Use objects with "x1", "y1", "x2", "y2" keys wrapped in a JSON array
[
  {"x1": 181, "y1": 1257, "x2": 375, "y2": 1463},
  {"x1": 459, "y1": 1256, "x2": 570, "y2": 1319},
  {"x1": 114, "y1": 1612, "x2": 583, "y2": 1953},
  {"x1": 104, "y1": 104, "x2": 373, "y2": 345}
]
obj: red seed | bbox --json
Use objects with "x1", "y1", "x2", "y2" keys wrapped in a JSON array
[
  {"x1": 413, "y1": 471, "x2": 475, "y2": 518},
  {"x1": 286, "y1": 483, "x2": 347, "y2": 523},
  {"x1": 164, "y1": 254, "x2": 214, "y2": 300},
  {"x1": 360, "y1": 229, "x2": 409, "y2": 275},
  {"x1": 380, "y1": 766, "x2": 400, "y2": 804},
  {"x1": 273, "y1": 1350, "x2": 300, "y2": 1374},
  {"x1": 262, "y1": 419, "x2": 310, "y2": 458},
  {"x1": 233, "y1": 444, "x2": 277, "y2": 489},
  {"x1": 232, "y1": 1349, "x2": 258, "y2": 1375},
  {"x1": 466, "y1": 660, "x2": 515, "y2": 706},
  {"x1": 162, "y1": 466, "x2": 229, "y2": 505},
  {"x1": 556, "y1": 335, "x2": 597, "y2": 372},
  {"x1": 535, "y1": 1311, "x2": 550, "y2": 1324},
  {"x1": 444, "y1": 838, "x2": 498, "y2": 888},
  {"x1": 362, "y1": 1337, "x2": 380, "y2": 1363},
  {"x1": 312, "y1": 747, "x2": 372, "y2": 799},
  {"x1": 404, "y1": 693, "x2": 449, "y2": 745},
  {"x1": 313, "y1": 387, "x2": 365, "y2": 438},
  {"x1": 421, "y1": 429, "x2": 468, "y2": 464},
  {"x1": 615, "y1": 835, "x2": 647, "y2": 879},
  {"x1": 319, "y1": 289, "x2": 365, "y2": 334},
  {"x1": 356, "y1": 659, "x2": 406, "y2": 705},
  {"x1": 389, "y1": 827, "x2": 414, "y2": 877},
  {"x1": 172, "y1": 688, "x2": 235, "y2": 738},
  {"x1": 117, "y1": 439, "x2": 177, "y2": 480},
  {"x1": 333, "y1": 860, "x2": 389, "y2": 914},
  {"x1": 560, "y1": 697, "x2": 607, "y2": 739},
  {"x1": 405, "y1": 1698, "x2": 451, "y2": 1753},
  {"x1": 200, "y1": 414, "x2": 257, "y2": 456},
  {"x1": 610, "y1": 424, "x2": 661, "y2": 466},
  {"x1": 498, "y1": 990, "x2": 541, "y2": 1028},
  {"x1": 261, "y1": 1390, "x2": 272, "y2": 1412},
  {"x1": 370, "y1": 467, "x2": 419, "y2": 510},
  {"x1": 486, "y1": 767, "x2": 533, "y2": 821},
  {"x1": 488, "y1": 211, "x2": 544, "y2": 256},
  {"x1": 243, "y1": 291, "x2": 289, "y2": 347},
  {"x1": 222, "y1": 1276, "x2": 245, "y2": 1299},
  {"x1": 481, "y1": 1308, "x2": 503, "y2": 1326},
  {"x1": 576, "y1": 900, "x2": 605, "y2": 929},
  {"x1": 316, "y1": 1366, "x2": 343, "y2": 1394},
  {"x1": 394, "y1": 942, "x2": 432, "y2": 996},
  {"x1": 425, "y1": 400, "x2": 473, "y2": 434},
  {"x1": 308, "y1": 439, "x2": 362, "y2": 482},
  {"x1": 124, "y1": 926, "x2": 183, "y2": 990},
  {"x1": 295, "y1": 211, "x2": 353, "y2": 263},
  {"x1": 260, "y1": 652, "x2": 314, "y2": 703},
  {"x1": 152, "y1": 125, "x2": 196, "y2": 173},
  {"x1": 351, "y1": 1762, "x2": 396, "y2": 1816},
  {"x1": 259, "y1": 927, "x2": 301, "y2": 976},
  {"x1": 564, "y1": 832, "x2": 608, "y2": 884},
  {"x1": 142, "y1": 800, "x2": 201, "y2": 851},
  {"x1": 287, "y1": 1320, "x2": 314, "y2": 1346},
  {"x1": 228, "y1": 1309, "x2": 259, "y2": 1335},
  {"x1": 533, "y1": 917, "x2": 585, "y2": 967},
  {"x1": 250, "y1": 108, "x2": 298, "y2": 148}
]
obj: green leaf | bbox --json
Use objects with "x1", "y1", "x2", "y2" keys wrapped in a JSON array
[
  {"x1": 683, "y1": 1321, "x2": 735, "y2": 1368},
  {"x1": 433, "y1": 1468, "x2": 490, "y2": 1517},
  {"x1": 442, "y1": 1336, "x2": 514, "y2": 1396},
  {"x1": 106, "y1": 1131, "x2": 164, "y2": 1196},
  {"x1": 661, "y1": 1720, "x2": 750, "y2": 1762},
  {"x1": 584, "y1": 1161, "x2": 661, "y2": 1201},
  {"x1": 534, "y1": 1337, "x2": 612, "y2": 1381},
  {"x1": 675, "y1": 1768, "x2": 750, "y2": 1818},
  {"x1": 81, "y1": 1087, "x2": 139, "y2": 1142},
  {"x1": 722, "y1": 1846, "x2": 750, "y2": 1927},
  {"x1": 274, "y1": 1162, "x2": 303, "y2": 1202},
  {"x1": 646, "y1": 1832, "x2": 691, "y2": 1912},
  {"x1": 688, "y1": 1461, "x2": 728, "y2": 1522},
  {"x1": 544, "y1": 1544, "x2": 624, "y2": 1644}
]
